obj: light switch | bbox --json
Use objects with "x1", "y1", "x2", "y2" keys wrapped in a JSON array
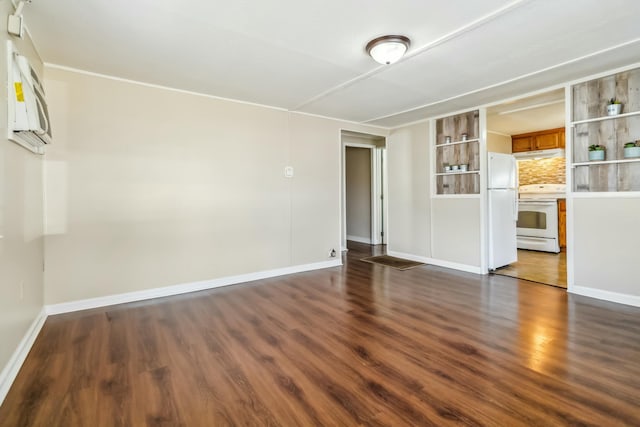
[{"x1": 284, "y1": 166, "x2": 294, "y2": 178}]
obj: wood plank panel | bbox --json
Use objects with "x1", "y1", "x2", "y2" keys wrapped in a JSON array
[
  {"x1": 572, "y1": 67, "x2": 640, "y2": 192},
  {"x1": 436, "y1": 110, "x2": 479, "y2": 144},
  {"x1": 436, "y1": 110, "x2": 480, "y2": 195},
  {"x1": 436, "y1": 173, "x2": 480, "y2": 195},
  {"x1": 618, "y1": 162, "x2": 640, "y2": 191},
  {"x1": 1, "y1": 242, "x2": 639, "y2": 426},
  {"x1": 572, "y1": 69, "x2": 639, "y2": 122}
]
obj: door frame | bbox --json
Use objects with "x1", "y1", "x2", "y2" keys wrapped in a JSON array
[{"x1": 341, "y1": 140, "x2": 387, "y2": 251}]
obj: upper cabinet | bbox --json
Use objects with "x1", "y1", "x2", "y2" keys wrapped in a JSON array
[
  {"x1": 571, "y1": 67, "x2": 640, "y2": 192},
  {"x1": 511, "y1": 135, "x2": 533, "y2": 152},
  {"x1": 512, "y1": 128, "x2": 565, "y2": 153},
  {"x1": 434, "y1": 110, "x2": 480, "y2": 195}
]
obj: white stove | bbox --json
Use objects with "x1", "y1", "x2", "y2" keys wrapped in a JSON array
[
  {"x1": 519, "y1": 184, "x2": 566, "y2": 200},
  {"x1": 516, "y1": 184, "x2": 566, "y2": 253}
]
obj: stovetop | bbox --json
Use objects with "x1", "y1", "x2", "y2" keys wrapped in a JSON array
[{"x1": 519, "y1": 184, "x2": 566, "y2": 200}]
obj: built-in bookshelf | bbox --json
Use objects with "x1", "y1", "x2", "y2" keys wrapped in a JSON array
[
  {"x1": 571, "y1": 68, "x2": 640, "y2": 192},
  {"x1": 435, "y1": 110, "x2": 480, "y2": 195}
]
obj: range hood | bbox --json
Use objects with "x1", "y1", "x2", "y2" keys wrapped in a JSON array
[{"x1": 513, "y1": 148, "x2": 565, "y2": 160}]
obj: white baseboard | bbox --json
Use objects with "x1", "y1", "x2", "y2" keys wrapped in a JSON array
[
  {"x1": 570, "y1": 286, "x2": 640, "y2": 308},
  {"x1": 46, "y1": 259, "x2": 342, "y2": 315},
  {"x1": 387, "y1": 250, "x2": 484, "y2": 275},
  {"x1": 346, "y1": 235, "x2": 372, "y2": 244},
  {"x1": 0, "y1": 259, "x2": 343, "y2": 407},
  {"x1": 0, "y1": 307, "x2": 47, "y2": 406},
  {"x1": 387, "y1": 250, "x2": 430, "y2": 264}
]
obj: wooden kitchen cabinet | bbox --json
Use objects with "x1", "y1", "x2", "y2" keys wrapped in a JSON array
[
  {"x1": 558, "y1": 198, "x2": 566, "y2": 250},
  {"x1": 511, "y1": 136, "x2": 533, "y2": 152},
  {"x1": 511, "y1": 128, "x2": 565, "y2": 153}
]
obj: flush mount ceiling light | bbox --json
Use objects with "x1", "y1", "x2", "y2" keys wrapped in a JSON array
[{"x1": 366, "y1": 35, "x2": 411, "y2": 65}]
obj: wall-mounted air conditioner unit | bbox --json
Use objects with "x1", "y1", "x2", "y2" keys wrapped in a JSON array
[{"x1": 7, "y1": 41, "x2": 52, "y2": 154}]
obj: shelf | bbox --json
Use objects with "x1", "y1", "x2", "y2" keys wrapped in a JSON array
[
  {"x1": 571, "y1": 110, "x2": 640, "y2": 125},
  {"x1": 432, "y1": 194, "x2": 481, "y2": 199},
  {"x1": 435, "y1": 138, "x2": 479, "y2": 147},
  {"x1": 435, "y1": 110, "x2": 480, "y2": 195},
  {"x1": 435, "y1": 170, "x2": 480, "y2": 176},
  {"x1": 572, "y1": 158, "x2": 640, "y2": 167},
  {"x1": 571, "y1": 191, "x2": 640, "y2": 198},
  {"x1": 571, "y1": 68, "x2": 640, "y2": 193}
]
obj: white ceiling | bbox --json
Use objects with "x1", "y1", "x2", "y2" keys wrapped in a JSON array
[
  {"x1": 23, "y1": 0, "x2": 640, "y2": 128},
  {"x1": 487, "y1": 89, "x2": 565, "y2": 135}
]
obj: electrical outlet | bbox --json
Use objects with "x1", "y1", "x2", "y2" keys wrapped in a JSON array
[
  {"x1": 284, "y1": 166, "x2": 294, "y2": 178},
  {"x1": 329, "y1": 249, "x2": 337, "y2": 258}
]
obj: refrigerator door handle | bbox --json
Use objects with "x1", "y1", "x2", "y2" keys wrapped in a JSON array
[{"x1": 513, "y1": 157, "x2": 519, "y2": 222}]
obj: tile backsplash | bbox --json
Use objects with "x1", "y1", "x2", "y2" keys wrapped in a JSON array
[{"x1": 517, "y1": 157, "x2": 566, "y2": 185}]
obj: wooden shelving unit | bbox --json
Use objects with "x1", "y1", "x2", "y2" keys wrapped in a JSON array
[
  {"x1": 571, "y1": 110, "x2": 640, "y2": 125},
  {"x1": 435, "y1": 110, "x2": 480, "y2": 195},
  {"x1": 573, "y1": 158, "x2": 640, "y2": 167},
  {"x1": 435, "y1": 170, "x2": 480, "y2": 176},
  {"x1": 571, "y1": 67, "x2": 640, "y2": 192},
  {"x1": 434, "y1": 138, "x2": 480, "y2": 148}
]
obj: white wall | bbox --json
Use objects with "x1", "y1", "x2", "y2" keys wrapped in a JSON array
[
  {"x1": 387, "y1": 118, "x2": 482, "y2": 271},
  {"x1": 572, "y1": 198, "x2": 640, "y2": 300},
  {"x1": 487, "y1": 131, "x2": 512, "y2": 153},
  {"x1": 43, "y1": 66, "x2": 386, "y2": 304},
  {"x1": 431, "y1": 198, "x2": 482, "y2": 268},
  {"x1": 345, "y1": 147, "x2": 371, "y2": 242},
  {"x1": 0, "y1": 1, "x2": 45, "y2": 392},
  {"x1": 288, "y1": 116, "x2": 385, "y2": 264},
  {"x1": 386, "y1": 122, "x2": 430, "y2": 257}
]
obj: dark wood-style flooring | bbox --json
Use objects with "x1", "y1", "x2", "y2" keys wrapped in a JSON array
[
  {"x1": 1, "y1": 242, "x2": 639, "y2": 426},
  {"x1": 494, "y1": 249, "x2": 568, "y2": 288}
]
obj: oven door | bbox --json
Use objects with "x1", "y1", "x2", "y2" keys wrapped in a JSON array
[{"x1": 516, "y1": 201, "x2": 558, "y2": 239}]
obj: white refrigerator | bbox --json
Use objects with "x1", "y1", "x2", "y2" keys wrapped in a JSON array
[{"x1": 488, "y1": 152, "x2": 518, "y2": 270}]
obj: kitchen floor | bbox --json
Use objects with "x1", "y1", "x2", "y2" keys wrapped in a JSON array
[{"x1": 493, "y1": 249, "x2": 567, "y2": 288}]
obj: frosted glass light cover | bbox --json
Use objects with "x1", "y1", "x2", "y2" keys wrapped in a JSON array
[
  {"x1": 366, "y1": 35, "x2": 410, "y2": 65},
  {"x1": 369, "y1": 42, "x2": 407, "y2": 64},
  {"x1": 369, "y1": 42, "x2": 407, "y2": 65}
]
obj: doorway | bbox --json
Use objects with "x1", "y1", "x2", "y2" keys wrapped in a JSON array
[
  {"x1": 341, "y1": 131, "x2": 387, "y2": 252},
  {"x1": 486, "y1": 89, "x2": 568, "y2": 288}
]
